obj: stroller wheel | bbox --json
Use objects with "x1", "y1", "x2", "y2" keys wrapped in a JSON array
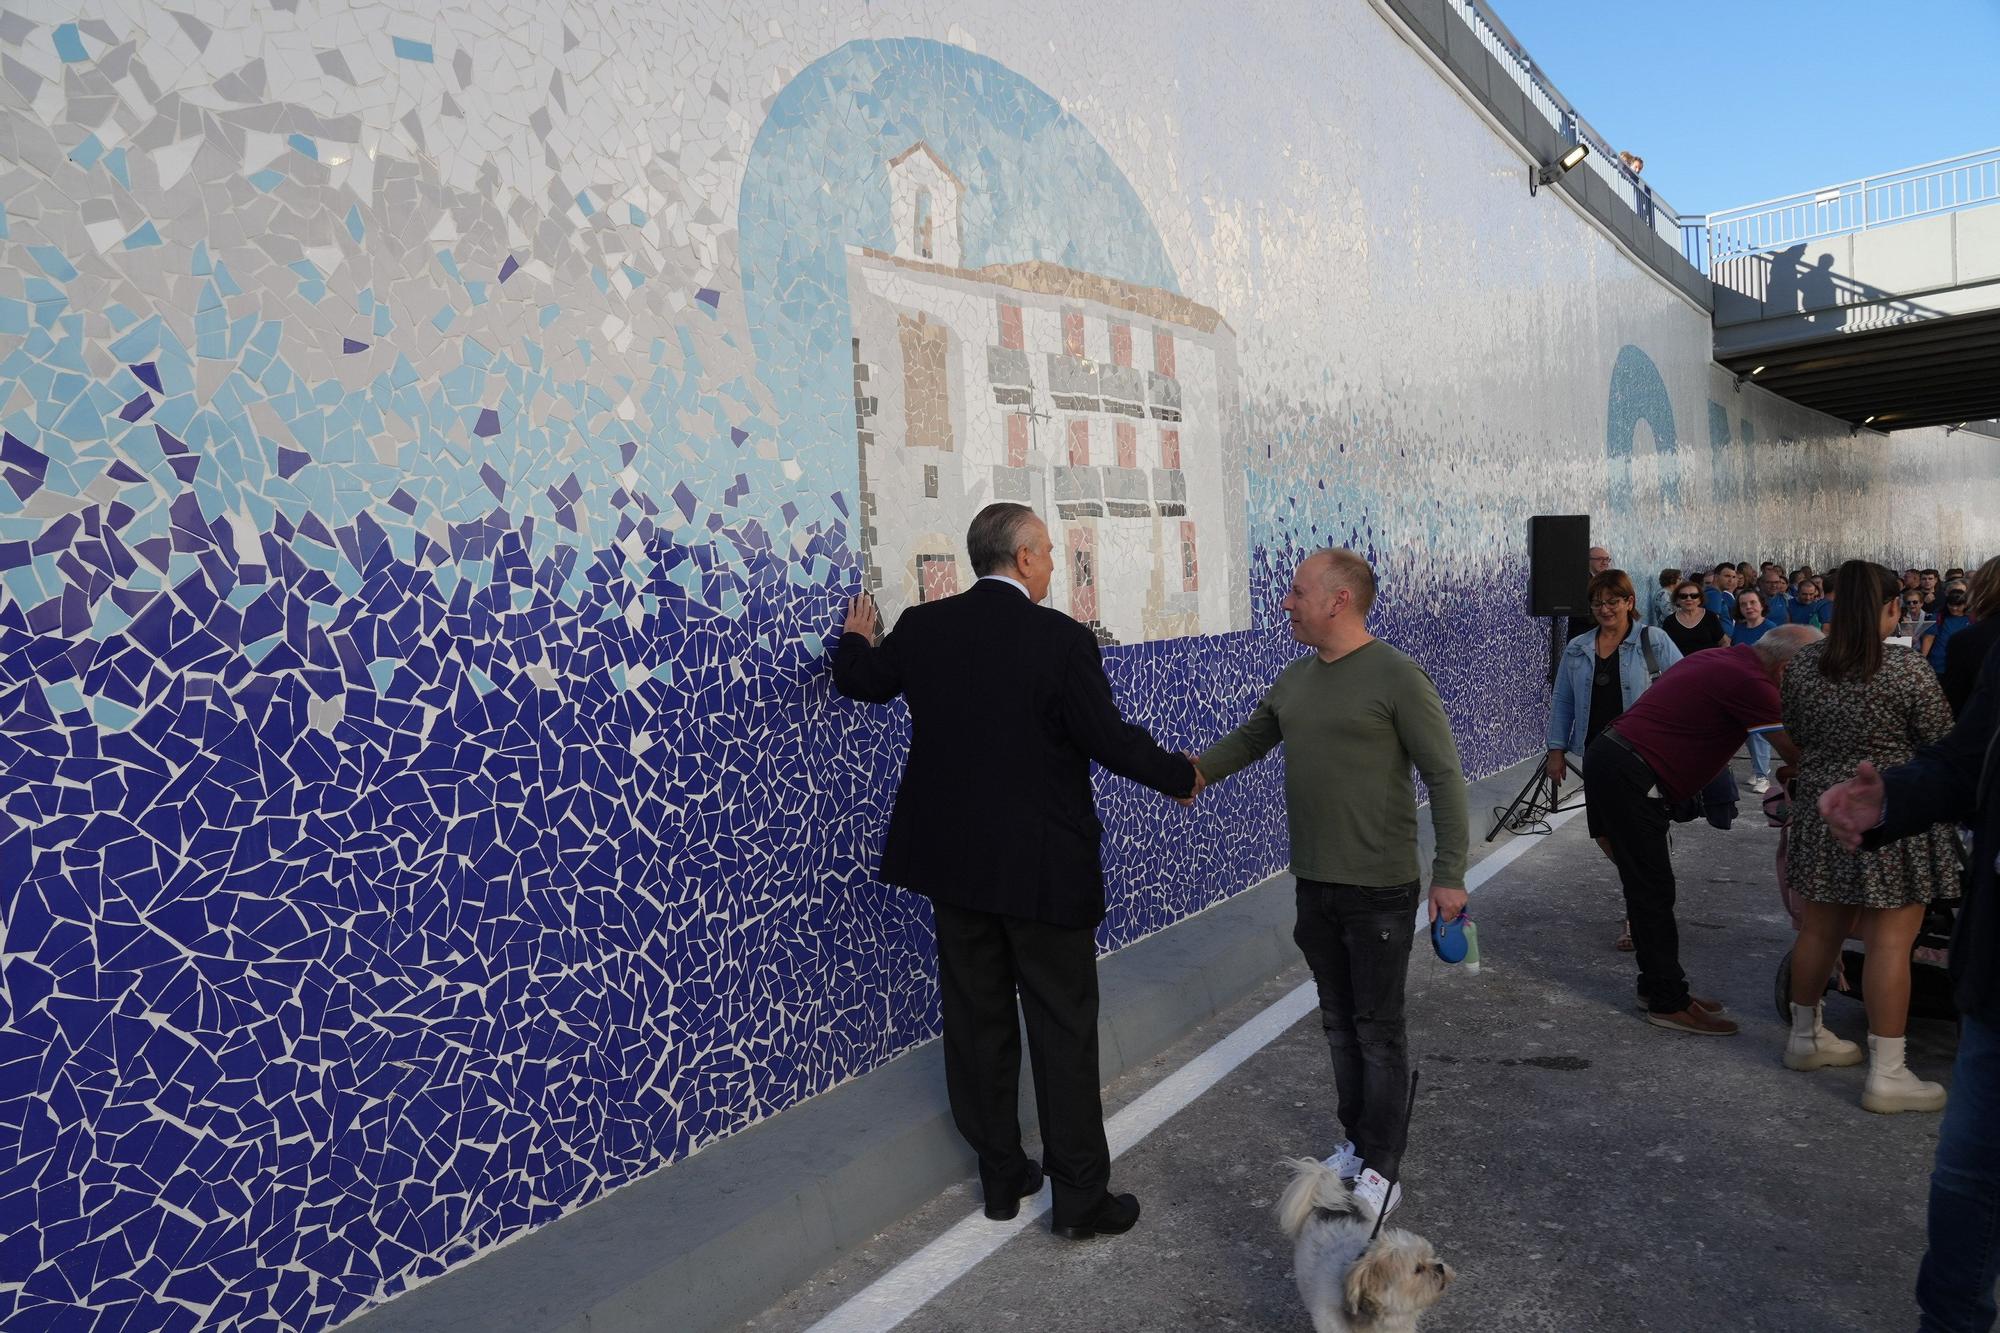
[{"x1": 1774, "y1": 951, "x2": 1795, "y2": 1026}]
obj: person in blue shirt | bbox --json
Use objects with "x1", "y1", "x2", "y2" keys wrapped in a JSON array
[
  {"x1": 1922, "y1": 581, "x2": 1974, "y2": 675},
  {"x1": 1703, "y1": 563, "x2": 1737, "y2": 627},
  {"x1": 1757, "y1": 568, "x2": 1797, "y2": 626},
  {"x1": 1730, "y1": 589, "x2": 1779, "y2": 790},
  {"x1": 1794, "y1": 576, "x2": 1832, "y2": 629},
  {"x1": 1646, "y1": 567, "x2": 1679, "y2": 628}
]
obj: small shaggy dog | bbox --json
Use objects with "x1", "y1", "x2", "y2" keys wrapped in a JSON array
[{"x1": 1275, "y1": 1158, "x2": 1453, "y2": 1333}]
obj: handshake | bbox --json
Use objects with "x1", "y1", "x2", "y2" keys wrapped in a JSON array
[{"x1": 1175, "y1": 753, "x2": 1208, "y2": 808}]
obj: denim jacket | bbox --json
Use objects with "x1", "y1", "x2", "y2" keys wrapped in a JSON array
[{"x1": 1547, "y1": 623, "x2": 1684, "y2": 755}]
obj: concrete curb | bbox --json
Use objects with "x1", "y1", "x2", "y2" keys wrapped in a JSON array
[{"x1": 343, "y1": 756, "x2": 1544, "y2": 1333}]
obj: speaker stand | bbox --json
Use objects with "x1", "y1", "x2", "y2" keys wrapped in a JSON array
[{"x1": 1485, "y1": 758, "x2": 1586, "y2": 841}]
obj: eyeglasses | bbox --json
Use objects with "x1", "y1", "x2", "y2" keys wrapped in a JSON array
[
  {"x1": 1675, "y1": 593, "x2": 1702, "y2": 601},
  {"x1": 1588, "y1": 599, "x2": 1629, "y2": 610}
]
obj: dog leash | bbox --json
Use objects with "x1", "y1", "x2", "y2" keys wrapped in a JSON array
[{"x1": 1368, "y1": 1069, "x2": 1420, "y2": 1243}]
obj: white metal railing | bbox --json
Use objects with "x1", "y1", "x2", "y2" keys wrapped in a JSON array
[
  {"x1": 1443, "y1": 0, "x2": 1701, "y2": 267},
  {"x1": 1437, "y1": 0, "x2": 1996, "y2": 278},
  {"x1": 1698, "y1": 146, "x2": 2000, "y2": 265}
]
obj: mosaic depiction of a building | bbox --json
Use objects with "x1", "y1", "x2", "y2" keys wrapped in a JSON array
[{"x1": 847, "y1": 142, "x2": 1248, "y2": 643}]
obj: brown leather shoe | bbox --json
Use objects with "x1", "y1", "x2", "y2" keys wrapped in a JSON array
[
  {"x1": 1634, "y1": 993, "x2": 1724, "y2": 1015},
  {"x1": 1646, "y1": 1004, "x2": 1739, "y2": 1035}
]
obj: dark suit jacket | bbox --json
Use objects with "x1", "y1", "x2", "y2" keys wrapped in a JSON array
[
  {"x1": 1870, "y1": 641, "x2": 2000, "y2": 1023},
  {"x1": 833, "y1": 578, "x2": 1197, "y2": 927}
]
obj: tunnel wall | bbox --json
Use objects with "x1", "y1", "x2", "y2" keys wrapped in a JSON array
[{"x1": 3, "y1": 3, "x2": 1996, "y2": 1328}]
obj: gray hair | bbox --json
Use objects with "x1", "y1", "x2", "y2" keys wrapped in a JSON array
[
  {"x1": 1752, "y1": 623, "x2": 1820, "y2": 667},
  {"x1": 966, "y1": 502, "x2": 1042, "y2": 576}
]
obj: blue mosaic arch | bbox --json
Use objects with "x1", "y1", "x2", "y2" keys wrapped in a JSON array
[{"x1": 1605, "y1": 343, "x2": 1680, "y2": 523}]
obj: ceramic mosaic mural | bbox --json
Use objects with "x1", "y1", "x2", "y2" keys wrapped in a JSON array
[{"x1": 3, "y1": 3, "x2": 1997, "y2": 1330}]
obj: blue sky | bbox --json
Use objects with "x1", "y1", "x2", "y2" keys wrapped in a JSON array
[{"x1": 1482, "y1": 0, "x2": 2000, "y2": 216}]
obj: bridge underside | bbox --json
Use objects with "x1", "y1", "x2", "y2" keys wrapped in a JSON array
[{"x1": 1717, "y1": 306, "x2": 2000, "y2": 432}]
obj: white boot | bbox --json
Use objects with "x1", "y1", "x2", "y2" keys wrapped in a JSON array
[
  {"x1": 1861, "y1": 1034, "x2": 1947, "y2": 1114},
  {"x1": 1783, "y1": 1003, "x2": 1863, "y2": 1070}
]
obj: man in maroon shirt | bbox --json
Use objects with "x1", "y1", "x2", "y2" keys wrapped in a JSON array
[{"x1": 1582, "y1": 626, "x2": 1819, "y2": 1033}]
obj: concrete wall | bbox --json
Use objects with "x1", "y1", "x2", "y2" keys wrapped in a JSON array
[{"x1": 2, "y1": 3, "x2": 1997, "y2": 1330}]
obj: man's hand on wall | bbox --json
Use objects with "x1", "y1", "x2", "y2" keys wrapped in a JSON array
[{"x1": 842, "y1": 593, "x2": 880, "y2": 643}]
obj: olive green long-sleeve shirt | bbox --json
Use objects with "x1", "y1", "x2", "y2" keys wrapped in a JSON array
[{"x1": 1198, "y1": 639, "x2": 1469, "y2": 888}]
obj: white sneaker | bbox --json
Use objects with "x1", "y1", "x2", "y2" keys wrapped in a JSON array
[
  {"x1": 1353, "y1": 1167, "x2": 1402, "y2": 1220},
  {"x1": 1322, "y1": 1140, "x2": 1361, "y2": 1183},
  {"x1": 1750, "y1": 776, "x2": 1771, "y2": 794}
]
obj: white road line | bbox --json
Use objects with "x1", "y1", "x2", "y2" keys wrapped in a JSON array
[
  {"x1": 803, "y1": 810, "x2": 1580, "y2": 1333},
  {"x1": 1464, "y1": 803, "x2": 1584, "y2": 896}
]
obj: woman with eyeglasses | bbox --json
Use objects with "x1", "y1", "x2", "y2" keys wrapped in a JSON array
[
  {"x1": 1920, "y1": 582, "x2": 1973, "y2": 676},
  {"x1": 1660, "y1": 579, "x2": 1728, "y2": 657},
  {"x1": 1779, "y1": 560, "x2": 1958, "y2": 1113},
  {"x1": 1546, "y1": 569, "x2": 1683, "y2": 952},
  {"x1": 1895, "y1": 589, "x2": 1931, "y2": 645}
]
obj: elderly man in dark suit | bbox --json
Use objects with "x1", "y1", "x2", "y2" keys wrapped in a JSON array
[{"x1": 833, "y1": 502, "x2": 1199, "y2": 1239}]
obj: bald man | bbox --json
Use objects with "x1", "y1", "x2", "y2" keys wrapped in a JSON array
[{"x1": 1190, "y1": 548, "x2": 1468, "y2": 1220}]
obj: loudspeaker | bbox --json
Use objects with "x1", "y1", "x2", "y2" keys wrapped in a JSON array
[{"x1": 1528, "y1": 515, "x2": 1590, "y2": 616}]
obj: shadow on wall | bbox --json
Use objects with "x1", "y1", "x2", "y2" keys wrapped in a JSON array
[{"x1": 1727, "y1": 243, "x2": 1943, "y2": 334}]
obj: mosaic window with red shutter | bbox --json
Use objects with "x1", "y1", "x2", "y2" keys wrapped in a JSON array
[
  {"x1": 1006, "y1": 414, "x2": 1029, "y2": 468},
  {"x1": 998, "y1": 302, "x2": 1023, "y2": 351},
  {"x1": 1067, "y1": 417, "x2": 1090, "y2": 466}
]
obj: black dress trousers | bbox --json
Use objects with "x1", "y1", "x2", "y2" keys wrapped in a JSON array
[{"x1": 930, "y1": 902, "x2": 1110, "y2": 1223}]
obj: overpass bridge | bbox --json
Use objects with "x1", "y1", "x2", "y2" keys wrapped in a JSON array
[
  {"x1": 1383, "y1": 0, "x2": 1999, "y2": 435},
  {"x1": 1691, "y1": 147, "x2": 2000, "y2": 432}
]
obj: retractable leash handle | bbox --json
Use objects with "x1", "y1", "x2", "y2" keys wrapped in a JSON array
[
  {"x1": 1369, "y1": 1069, "x2": 1421, "y2": 1243},
  {"x1": 1430, "y1": 909, "x2": 1469, "y2": 963}
]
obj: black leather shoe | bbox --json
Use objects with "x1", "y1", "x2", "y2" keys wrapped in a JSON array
[
  {"x1": 983, "y1": 1162, "x2": 1043, "y2": 1221},
  {"x1": 1051, "y1": 1191, "x2": 1139, "y2": 1239}
]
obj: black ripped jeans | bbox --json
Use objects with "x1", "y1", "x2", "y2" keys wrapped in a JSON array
[{"x1": 1292, "y1": 878, "x2": 1421, "y2": 1181}]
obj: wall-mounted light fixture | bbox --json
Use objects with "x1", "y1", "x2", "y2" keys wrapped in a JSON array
[
  {"x1": 1530, "y1": 143, "x2": 1589, "y2": 196},
  {"x1": 1863, "y1": 415, "x2": 1878, "y2": 425}
]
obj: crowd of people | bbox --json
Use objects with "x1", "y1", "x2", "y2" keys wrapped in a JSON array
[
  {"x1": 1613, "y1": 554, "x2": 1994, "y2": 799},
  {"x1": 1546, "y1": 544, "x2": 2000, "y2": 1330},
  {"x1": 833, "y1": 509, "x2": 2000, "y2": 1331}
]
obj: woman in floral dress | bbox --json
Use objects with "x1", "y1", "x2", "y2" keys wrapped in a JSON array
[{"x1": 1781, "y1": 560, "x2": 1960, "y2": 1114}]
